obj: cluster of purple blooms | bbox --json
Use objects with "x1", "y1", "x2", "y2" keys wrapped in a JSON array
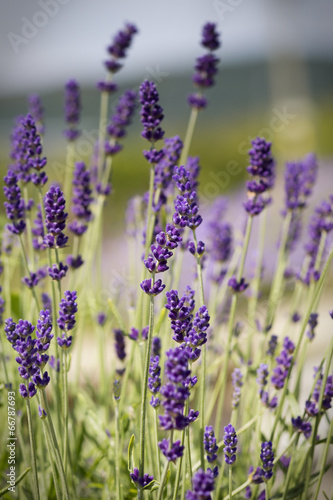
[
  {"x1": 100, "y1": 23, "x2": 137, "y2": 82},
  {"x1": 148, "y1": 354, "x2": 161, "y2": 408},
  {"x1": 129, "y1": 468, "x2": 154, "y2": 490},
  {"x1": 43, "y1": 185, "x2": 68, "y2": 249},
  {"x1": 104, "y1": 90, "x2": 137, "y2": 158},
  {"x1": 158, "y1": 347, "x2": 198, "y2": 461},
  {"x1": 5, "y1": 310, "x2": 53, "y2": 398},
  {"x1": 3, "y1": 171, "x2": 26, "y2": 235},
  {"x1": 256, "y1": 363, "x2": 278, "y2": 410},
  {"x1": 231, "y1": 368, "x2": 243, "y2": 408},
  {"x1": 69, "y1": 162, "x2": 93, "y2": 236},
  {"x1": 244, "y1": 137, "x2": 275, "y2": 216},
  {"x1": 153, "y1": 136, "x2": 183, "y2": 212},
  {"x1": 271, "y1": 336, "x2": 295, "y2": 390},
  {"x1": 28, "y1": 94, "x2": 45, "y2": 135},
  {"x1": 223, "y1": 424, "x2": 237, "y2": 465},
  {"x1": 63, "y1": 79, "x2": 81, "y2": 141},
  {"x1": 247, "y1": 441, "x2": 274, "y2": 494},
  {"x1": 186, "y1": 468, "x2": 215, "y2": 499},
  {"x1": 188, "y1": 22, "x2": 220, "y2": 110},
  {"x1": 173, "y1": 165, "x2": 203, "y2": 230},
  {"x1": 57, "y1": 290, "x2": 78, "y2": 349},
  {"x1": 204, "y1": 425, "x2": 219, "y2": 477},
  {"x1": 10, "y1": 114, "x2": 47, "y2": 187},
  {"x1": 303, "y1": 195, "x2": 333, "y2": 285},
  {"x1": 305, "y1": 366, "x2": 333, "y2": 417},
  {"x1": 139, "y1": 80, "x2": 165, "y2": 164}
]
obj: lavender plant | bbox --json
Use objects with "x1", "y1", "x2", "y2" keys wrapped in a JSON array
[{"x1": 0, "y1": 20, "x2": 332, "y2": 500}]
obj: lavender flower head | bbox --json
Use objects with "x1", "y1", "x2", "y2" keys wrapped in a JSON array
[
  {"x1": 223, "y1": 424, "x2": 237, "y2": 465},
  {"x1": 204, "y1": 426, "x2": 219, "y2": 477},
  {"x1": 186, "y1": 468, "x2": 215, "y2": 499},
  {"x1": 103, "y1": 23, "x2": 138, "y2": 76},
  {"x1": 260, "y1": 441, "x2": 274, "y2": 481},
  {"x1": 28, "y1": 94, "x2": 45, "y2": 135},
  {"x1": 43, "y1": 185, "x2": 68, "y2": 249},
  {"x1": 231, "y1": 368, "x2": 243, "y2": 408},
  {"x1": 105, "y1": 90, "x2": 137, "y2": 157},
  {"x1": 188, "y1": 22, "x2": 221, "y2": 110},
  {"x1": 130, "y1": 468, "x2": 154, "y2": 490},
  {"x1": 3, "y1": 170, "x2": 26, "y2": 235},
  {"x1": 69, "y1": 162, "x2": 93, "y2": 236},
  {"x1": 139, "y1": 80, "x2": 165, "y2": 164},
  {"x1": 244, "y1": 138, "x2": 275, "y2": 217},
  {"x1": 63, "y1": 79, "x2": 81, "y2": 141},
  {"x1": 57, "y1": 291, "x2": 77, "y2": 349}
]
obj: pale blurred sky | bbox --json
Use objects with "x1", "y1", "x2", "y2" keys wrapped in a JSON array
[{"x1": 1, "y1": 0, "x2": 333, "y2": 95}]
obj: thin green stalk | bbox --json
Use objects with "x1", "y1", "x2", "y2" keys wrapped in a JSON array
[
  {"x1": 138, "y1": 291, "x2": 155, "y2": 481},
  {"x1": 265, "y1": 211, "x2": 292, "y2": 331},
  {"x1": 281, "y1": 435, "x2": 300, "y2": 500},
  {"x1": 215, "y1": 217, "x2": 253, "y2": 436},
  {"x1": 0, "y1": 333, "x2": 10, "y2": 388},
  {"x1": 302, "y1": 336, "x2": 333, "y2": 499},
  {"x1": 313, "y1": 412, "x2": 333, "y2": 500},
  {"x1": 41, "y1": 389, "x2": 70, "y2": 499},
  {"x1": 154, "y1": 410, "x2": 161, "y2": 481},
  {"x1": 228, "y1": 467, "x2": 232, "y2": 500},
  {"x1": 192, "y1": 230, "x2": 206, "y2": 469},
  {"x1": 62, "y1": 350, "x2": 69, "y2": 475},
  {"x1": 64, "y1": 141, "x2": 75, "y2": 211},
  {"x1": 222, "y1": 479, "x2": 251, "y2": 500},
  {"x1": 115, "y1": 402, "x2": 121, "y2": 500},
  {"x1": 179, "y1": 108, "x2": 199, "y2": 166},
  {"x1": 270, "y1": 245, "x2": 333, "y2": 442},
  {"x1": 174, "y1": 429, "x2": 186, "y2": 500},
  {"x1": 26, "y1": 397, "x2": 40, "y2": 500},
  {"x1": 157, "y1": 460, "x2": 170, "y2": 500},
  {"x1": 23, "y1": 185, "x2": 35, "y2": 272},
  {"x1": 19, "y1": 235, "x2": 40, "y2": 311},
  {"x1": 97, "y1": 82, "x2": 111, "y2": 178},
  {"x1": 37, "y1": 391, "x2": 61, "y2": 500}
]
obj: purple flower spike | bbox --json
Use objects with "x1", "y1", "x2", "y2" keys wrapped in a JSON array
[
  {"x1": 63, "y1": 79, "x2": 81, "y2": 141},
  {"x1": 130, "y1": 467, "x2": 154, "y2": 489},
  {"x1": 228, "y1": 276, "x2": 249, "y2": 293},
  {"x1": 223, "y1": 424, "x2": 237, "y2": 465},
  {"x1": 69, "y1": 162, "x2": 93, "y2": 236},
  {"x1": 3, "y1": 170, "x2": 26, "y2": 235},
  {"x1": 114, "y1": 329, "x2": 126, "y2": 361},
  {"x1": 307, "y1": 313, "x2": 318, "y2": 341},
  {"x1": 202, "y1": 23, "x2": 220, "y2": 51},
  {"x1": 66, "y1": 254, "x2": 84, "y2": 269},
  {"x1": 291, "y1": 416, "x2": 312, "y2": 439},
  {"x1": 48, "y1": 262, "x2": 68, "y2": 281},
  {"x1": 57, "y1": 290, "x2": 77, "y2": 332},
  {"x1": 260, "y1": 441, "x2": 274, "y2": 481},
  {"x1": 204, "y1": 425, "x2": 219, "y2": 466},
  {"x1": 28, "y1": 94, "x2": 45, "y2": 135},
  {"x1": 43, "y1": 185, "x2": 68, "y2": 249},
  {"x1": 140, "y1": 278, "x2": 165, "y2": 296},
  {"x1": 244, "y1": 137, "x2": 275, "y2": 217},
  {"x1": 186, "y1": 468, "x2": 215, "y2": 499},
  {"x1": 231, "y1": 368, "x2": 243, "y2": 408},
  {"x1": 158, "y1": 439, "x2": 184, "y2": 462}
]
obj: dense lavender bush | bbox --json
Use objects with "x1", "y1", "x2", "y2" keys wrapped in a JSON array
[{"x1": 0, "y1": 20, "x2": 332, "y2": 500}]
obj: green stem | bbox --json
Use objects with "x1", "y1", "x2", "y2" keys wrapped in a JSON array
[
  {"x1": 265, "y1": 211, "x2": 292, "y2": 331},
  {"x1": 157, "y1": 460, "x2": 170, "y2": 500},
  {"x1": 154, "y1": 410, "x2": 161, "y2": 481},
  {"x1": 62, "y1": 350, "x2": 69, "y2": 475},
  {"x1": 222, "y1": 479, "x2": 251, "y2": 500},
  {"x1": 270, "y1": 245, "x2": 333, "y2": 442},
  {"x1": 313, "y1": 411, "x2": 333, "y2": 500},
  {"x1": 64, "y1": 141, "x2": 75, "y2": 210},
  {"x1": 23, "y1": 185, "x2": 35, "y2": 272},
  {"x1": 97, "y1": 83, "x2": 111, "y2": 178},
  {"x1": 179, "y1": 108, "x2": 199, "y2": 166},
  {"x1": 115, "y1": 402, "x2": 121, "y2": 500},
  {"x1": 229, "y1": 467, "x2": 233, "y2": 500},
  {"x1": 19, "y1": 235, "x2": 40, "y2": 311},
  {"x1": 41, "y1": 389, "x2": 70, "y2": 499},
  {"x1": 26, "y1": 397, "x2": 40, "y2": 500},
  {"x1": 139, "y1": 291, "x2": 155, "y2": 479}
]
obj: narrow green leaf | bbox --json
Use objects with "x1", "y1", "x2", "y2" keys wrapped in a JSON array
[
  {"x1": 128, "y1": 434, "x2": 135, "y2": 472},
  {"x1": 142, "y1": 480, "x2": 159, "y2": 491},
  {"x1": 0, "y1": 467, "x2": 31, "y2": 497}
]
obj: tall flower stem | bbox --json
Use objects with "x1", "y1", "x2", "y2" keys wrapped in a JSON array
[
  {"x1": 138, "y1": 289, "x2": 155, "y2": 493},
  {"x1": 62, "y1": 349, "x2": 69, "y2": 475},
  {"x1": 115, "y1": 401, "x2": 121, "y2": 500},
  {"x1": 23, "y1": 185, "x2": 35, "y2": 271},
  {"x1": 157, "y1": 460, "x2": 170, "y2": 500},
  {"x1": 192, "y1": 229, "x2": 206, "y2": 469},
  {"x1": 18, "y1": 235, "x2": 40, "y2": 311},
  {"x1": 229, "y1": 466, "x2": 233, "y2": 500},
  {"x1": 64, "y1": 141, "x2": 75, "y2": 213},
  {"x1": 302, "y1": 335, "x2": 333, "y2": 500},
  {"x1": 265, "y1": 211, "x2": 292, "y2": 331},
  {"x1": 41, "y1": 388, "x2": 70, "y2": 499},
  {"x1": 313, "y1": 410, "x2": 333, "y2": 500},
  {"x1": 270, "y1": 245, "x2": 333, "y2": 442},
  {"x1": 154, "y1": 409, "x2": 161, "y2": 481},
  {"x1": 215, "y1": 217, "x2": 253, "y2": 437},
  {"x1": 179, "y1": 108, "x2": 198, "y2": 166},
  {"x1": 97, "y1": 82, "x2": 111, "y2": 178},
  {"x1": 26, "y1": 396, "x2": 40, "y2": 500}
]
